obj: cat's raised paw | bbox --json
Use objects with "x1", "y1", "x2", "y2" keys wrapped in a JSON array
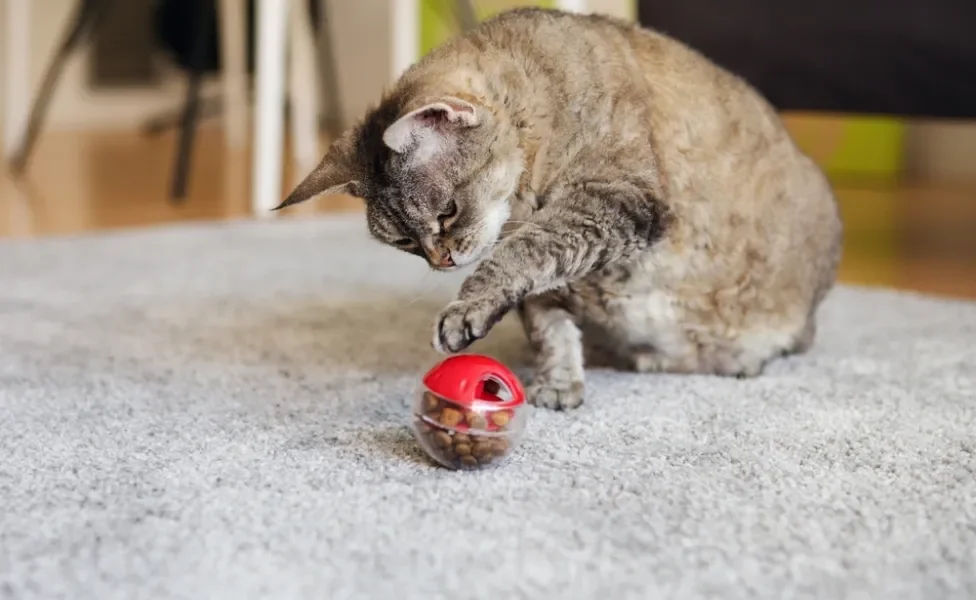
[
  {"x1": 527, "y1": 379, "x2": 585, "y2": 410},
  {"x1": 433, "y1": 297, "x2": 507, "y2": 354}
]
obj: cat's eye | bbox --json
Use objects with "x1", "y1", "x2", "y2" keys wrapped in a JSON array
[
  {"x1": 392, "y1": 238, "x2": 417, "y2": 248},
  {"x1": 438, "y1": 201, "x2": 458, "y2": 227}
]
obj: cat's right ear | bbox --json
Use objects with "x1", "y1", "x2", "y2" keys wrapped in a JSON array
[
  {"x1": 382, "y1": 96, "x2": 481, "y2": 164},
  {"x1": 273, "y1": 134, "x2": 360, "y2": 211}
]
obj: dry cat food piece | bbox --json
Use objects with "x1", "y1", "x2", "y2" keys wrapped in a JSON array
[
  {"x1": 411, "y1": 392, "x2": 521, "y2": 470},
  {"x1": 412, "y1": 415, "x2": 514, "y2": 469},
  {"x1": 421, "y1": 391, "x2": 440, "y2": 413},
  {"x1": 410, "y1": 355, "x2": 528, "y2": 470},
  {"x1": 490, "y1": 411, "x2": 510, "y2": 427},
  {"x1": 438, "y1": 406, "x2": 464, "y2": 428},
  {"x1": 420, "y1": 391, "x2": 514, "y2": 434}
]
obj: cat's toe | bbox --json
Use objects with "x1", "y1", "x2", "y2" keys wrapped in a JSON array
[
  {"x1": 432, "y1": 301, "x2": 472, "y2": 353},
  {"x1": 527, "y1": 379, "x2": 585, "y2": 410},
  {"x1": 433, "y1": 296, "x2": 509, "y2": 354}
]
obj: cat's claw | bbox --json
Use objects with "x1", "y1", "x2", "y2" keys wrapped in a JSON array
[{"x1": 433, "y1": 297, "x2": 506, "y2": 354}]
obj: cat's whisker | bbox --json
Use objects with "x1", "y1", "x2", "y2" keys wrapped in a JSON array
[
  {"x1": 401, "y1": 293, "x2": 431, "y2": 309},
  {"x1": 504, "y1": 220, "x2": 544, "y2": 230},
  {"x1": 400, "y1": 271, "x2": 434, "y2": 309}
]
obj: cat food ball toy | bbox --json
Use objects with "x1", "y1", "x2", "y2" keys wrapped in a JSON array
[{"x1": 410, "y1": 355, "x2": 528, "y2": 470}]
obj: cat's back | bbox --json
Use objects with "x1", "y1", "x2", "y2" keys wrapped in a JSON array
[
  {"x1": 457, "y1": 8, "x2": 784, "y2": 162},
  {"x1": 472, "y1": 8, "x2": 749, "y2": 101}
]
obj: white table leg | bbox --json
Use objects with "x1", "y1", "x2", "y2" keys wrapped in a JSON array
[
  {"x1": 252, "y1": 0, "x2": 291, "y2": 215},
  {"x1": 218, "y1": 0, "x2": 248, "y2": 148},
  {"x1": 389, "y1": 0, "x2": 418, "y2": 81},
  {"x1": 287, "y1": 0, "x2": 320, "y2": 179},
  {"x1": 555, "y1": 0, "x2": 589, "y2": 12},
  {"x1": 3, "y1": 0, "x2": 31, "y2": 159}
]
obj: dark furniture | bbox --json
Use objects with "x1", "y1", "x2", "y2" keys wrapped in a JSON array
[{"x1": 637, "y1": 0, "x2": 976, "y2": 119}]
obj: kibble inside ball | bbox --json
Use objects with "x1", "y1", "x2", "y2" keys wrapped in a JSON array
[{"x1": 414, "y1": 391, "x2": 518, "y2": 470}]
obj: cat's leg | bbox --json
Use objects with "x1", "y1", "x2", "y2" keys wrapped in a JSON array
[
  {"x1": 789, "y1": 317, "x2": 817, "y2": 354},
  {"x1": 518, "y1": 292, "x2": 585, "y2": 410},
  {"x1": 719, "y1": 314, "x2": 820, "y2": 376},
  {"x1": 433, "y1": 180, "x2": 669, "y2": 353},
  {"x1": 630, "y1": 346, "x2": 770, "y2": 378},
  {"x1": 631, "y1": 348, "x2": 701, "y2": 375},
  {"x1": 630, "y1": 317, "x2": 811, "y2": 378}
]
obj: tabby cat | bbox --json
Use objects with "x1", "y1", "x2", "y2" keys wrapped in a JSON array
[{"x1": 274, "y1": 8, "x2": 843, "y2": 410}]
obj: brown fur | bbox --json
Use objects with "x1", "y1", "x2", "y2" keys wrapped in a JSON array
[{"x1": 276, "y1": 8, "x2": 843, "y2": 409}]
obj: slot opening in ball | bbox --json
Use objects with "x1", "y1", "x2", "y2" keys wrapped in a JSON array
[{"x1": 476, "y1": 375, "x2": 513, "y2": 403}]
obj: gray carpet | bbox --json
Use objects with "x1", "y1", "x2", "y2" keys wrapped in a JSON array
[{"x1": 1, "y1": 214, "x2": 974, "y2": 600}]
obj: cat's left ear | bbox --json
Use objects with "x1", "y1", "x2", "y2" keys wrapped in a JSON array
[
  {"x1": 382, "y1": 96, "x2": 481, "y2": 163},
  {"x1": 273, "y1": 131, "x2": 360, "y2": 211}
]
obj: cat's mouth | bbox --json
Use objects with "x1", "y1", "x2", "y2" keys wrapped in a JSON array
[
  {"x1": 429, "y1": 208, "x2": 507, "y2": 271},
  {"x1": 431, "y1": 242, "x2": 488, "y2": 271}
]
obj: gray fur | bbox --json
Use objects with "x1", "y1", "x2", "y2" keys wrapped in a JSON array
[{"x1": 277, "y1": 8, "x2": 843, "y2": 410}]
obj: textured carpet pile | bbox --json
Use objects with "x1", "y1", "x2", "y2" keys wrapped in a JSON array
[{"x1": 1, "y1": 215, "x2": 974, "y2": 599}]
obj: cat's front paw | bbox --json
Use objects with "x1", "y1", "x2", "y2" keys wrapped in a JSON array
[
  {"x1": 433, "y1": 296, "x2": 508, "y2": 354},
  {"x1": 527, "y1": 379, "x2": 585, "y2": 410}
]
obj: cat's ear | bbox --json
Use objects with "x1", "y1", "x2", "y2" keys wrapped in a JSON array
[
  {"x1": 382, "y1": 96, "x2": 481, "y2": 163},
  {"x1": 273, "y1": 133, "x2": 360, "y2": 211}
]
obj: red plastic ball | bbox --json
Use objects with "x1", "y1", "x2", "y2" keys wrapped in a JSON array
[
  {"x1": 422, "y1": 354, "x2": 525, "y2": 411},
  {"x1": 411, "y1": 354, "x2": 529, "y2": 470}
]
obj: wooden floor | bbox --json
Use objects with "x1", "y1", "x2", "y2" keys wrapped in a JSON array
[{"x1": 2, "y1": 125, "x2": 975, "y2": 300}]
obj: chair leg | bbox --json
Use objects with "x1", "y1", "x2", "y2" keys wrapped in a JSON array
[
  {"x1": 7, "y1": 0, "x2": 109, "y2": 174},
  {"x1": 170, "y1": 0, "x2": 217, "y2": 201},
  {"x1": 141, "y1": 96, "x2": 224, "y2": 137}
]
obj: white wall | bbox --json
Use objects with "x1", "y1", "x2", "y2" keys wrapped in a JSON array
[
  {"x1": 0, "y1": 0, "x2": 190, "y2": 134},
  {"x1": 0, "y1": 0, "x2": 403, "y2": 143},
  {"x1": 328, "y1": 0, "x2": 406, "y2": 127},
  {"x1": 2, "y1": 0, "x2": 973, "y2": 179},
  {"x1": 905, "y1": 121, "x2": 976, "y2": 180}
]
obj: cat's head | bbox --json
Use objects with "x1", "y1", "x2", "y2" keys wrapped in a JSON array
[{"x1": 275, "y1": 91, "x2": 522, "y2": 271}]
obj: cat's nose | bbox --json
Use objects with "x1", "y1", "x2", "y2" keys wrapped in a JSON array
[{"x1": 426, "y1": 245, "x2": 455, "y2": 268}]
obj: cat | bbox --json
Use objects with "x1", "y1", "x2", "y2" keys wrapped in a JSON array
[{"x1": 273, "y1": 7, "x2": 843, "y2": 410}]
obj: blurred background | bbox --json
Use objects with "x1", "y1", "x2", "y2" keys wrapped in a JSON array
[{"x1": 0, "y1": 0, "x2": 973, "y2": 298}]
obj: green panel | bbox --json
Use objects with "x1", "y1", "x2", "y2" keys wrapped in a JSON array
[
  {"x1": 420, "y1": 0, "x2": 555, "y2": 55},
  {"x1": 826, "y1": 117, "x2": 905, "y2": 178},
  {"x1": 787, "y1": 114, "x2": 906, "y2": 180}
]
